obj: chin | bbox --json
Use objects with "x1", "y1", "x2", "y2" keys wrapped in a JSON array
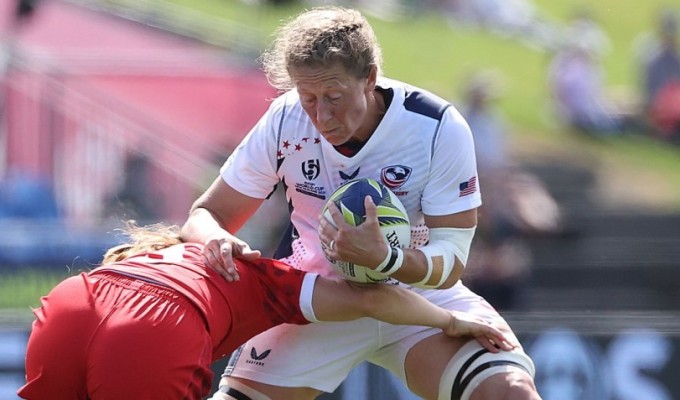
[
  {"x1": 322, "y1": 132, "x2": 348, "y2": 145},
  {"x1": 325, "y1": 137, "x2": 345, "y2": 146}
]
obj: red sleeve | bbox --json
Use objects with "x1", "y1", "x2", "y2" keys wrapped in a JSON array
[
  {"x1": 211, "y1": 258, "x2": 311, "y2": 359},
  {"x1": 244, "y1": 258, "x2": 310, "y2": 326}
]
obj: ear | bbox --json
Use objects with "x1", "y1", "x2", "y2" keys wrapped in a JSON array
[{"x1": 365, "y1": 65, "x2": 378, "y2": 94}]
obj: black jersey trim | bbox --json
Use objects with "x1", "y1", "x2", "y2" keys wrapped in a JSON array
[
  {"x1": 403, "y1": 89, "x2": 451, "y2": 121},
  {"x1": 273, "y1": 178, "x2": 296, "y2": 259}
]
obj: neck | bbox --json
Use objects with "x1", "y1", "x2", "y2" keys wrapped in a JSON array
[
  {"x1": 360, "y1": 89, "x2": 386, "y2": 139},
  {"x1": 373, "y1": 88, "x2": 386, "y2": 116},
  {"x1": 350, "y1": 88, "x2": 386, "y2": 144}
]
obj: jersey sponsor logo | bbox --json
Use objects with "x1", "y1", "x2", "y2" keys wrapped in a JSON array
[
  {"x1": 339, "y1": 167, "x2": 360, "y2": 181},
  {"x1": 380, "y1": 165, "x2": 412, "y2": 190},
  {"x1": 246, "y1": 347, "x2": 271, "y2": 366},
  {"x1": 459, "y1": 176, "x2": 477, "y2": 197},
  {"x1": 301, "y1": 159, "x2": 320, "y2": 181}
]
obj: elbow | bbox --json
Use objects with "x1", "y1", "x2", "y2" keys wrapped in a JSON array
[
  {"x1": 410, "y1": 258, "x2": 464, "y2": 290},
  {"x1": 411, "y1": 226, "x2": 475, "y2": 289},
  {"x1": 438, "y1": 260, "x2": 465, "y2": 289},
  {"x1": 437, "y1": 258, "x2": 465, "y2": 289},
  {"x1": 179, "y1": 208, "x2": 199, "y2": 238},
  {"x1": 436, "y1": 270, "x2": 461, "y2": 289},
  {"x1": 179, "y1": 222, "x2": 191, "y2": 242}
]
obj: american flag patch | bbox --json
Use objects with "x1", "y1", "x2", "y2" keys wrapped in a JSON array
[{"x1": 459, "y1": 176, "x2": 477, "y2": 197}]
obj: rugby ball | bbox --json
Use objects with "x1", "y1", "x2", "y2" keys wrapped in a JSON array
[{"x1": 321, "y1": 178, "x2": 410, "y2": 283}]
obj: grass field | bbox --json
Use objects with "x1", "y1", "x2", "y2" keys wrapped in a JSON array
[{"x1": 0, "y1": 268, "x2": 73, "y2": 309}]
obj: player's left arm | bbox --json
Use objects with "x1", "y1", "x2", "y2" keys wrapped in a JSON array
[
  {"x1": 308, "y1": 276, "x2": 514, "y2": 352},
  {"x1": 396, "y1": 107, "x2": 480, "y2": 289}
]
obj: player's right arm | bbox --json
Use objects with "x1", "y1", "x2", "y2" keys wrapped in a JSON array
[
  {"x1": 181, "y1": 177, "x2": 264, "y2": 281},
  {"x1": 309, "y1": 277, "x2": 516, "y2": 353}
]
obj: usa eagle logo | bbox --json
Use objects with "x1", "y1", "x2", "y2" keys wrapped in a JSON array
[{"x1": 381, "y1": 165, "x2": 412, "y2": 189}]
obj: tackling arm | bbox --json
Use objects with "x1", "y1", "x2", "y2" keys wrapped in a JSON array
[
  {"x1": 308, "y1": 277, "x2": 514, "y2": 352},
  {"x1": 180, "y1": 177, "x2": 264, "y2": 279}
]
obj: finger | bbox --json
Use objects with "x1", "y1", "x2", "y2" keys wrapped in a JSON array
[
  {"x1": 486, "y1": 323, "x2": 519, "y2": 350},
  {"x1": 499, "y1": 340, "x2": 515, "y2": 352},
  {"x1": 239, "y1": 246, "x2": 262, "y2": 261},
  {"x1": 318, "y1": 218, "x2": 333, "y2": 249},
  {"x1": 318, "y1": 216, "x2": 326, "y2": 237},
  {"x1": 484, "y1": 326, "x2": 515, "y2": 352},
  {"x1": 494, "y1": 334, "x2": 516, "y2": 352},
  {"x1": 477, "y1": 334, "x2": 500, "y2": 353},
  {"x1": 320, "y1": 237, "x2": 331, "y2": 253},
  {"x1": 319, "y1": 208, "x2": 340, "y2": 256},
  {"x1": 319, "y1": 207, "x2": 337, "y2": 230},
  {"x1": 224, "y1": 256, "x2": 240, "y2": 282},
  {"x1": 202, "y1": 247, "x2": 226, "y2": 275},
  {"x1": 218, "y1": 243, "x2": 238, "y2": 282},
  {"x1": 503, "y1": 337, "x2": 519, "y2": 350},
  {"x1": 326, "y1": 201, "x2": 346, "y2": 228},
  {"x1": 364, "y1": 195, "x2": 378, "y2": 222},
  {"x1": 203, "y1": 245, "x2": 216, "y2": 263}
]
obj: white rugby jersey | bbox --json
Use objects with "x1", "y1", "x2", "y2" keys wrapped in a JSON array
[{"x1": 221, "y1": 77, "x2": 481, "y2": 277}]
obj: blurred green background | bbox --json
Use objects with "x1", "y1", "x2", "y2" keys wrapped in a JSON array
[
  {"x1": 104, "y1": 0, "x2": 680, "y2": 211},
  {"x1": 3, "y1": 0, "x2": 680, "y2": 308}
]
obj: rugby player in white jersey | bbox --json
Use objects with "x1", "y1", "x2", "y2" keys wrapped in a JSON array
[{"x1": 181, "y1": 6, "x2": 542, "y2": 400}]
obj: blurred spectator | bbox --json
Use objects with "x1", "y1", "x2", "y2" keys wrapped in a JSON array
[
  {"x1": 448, "y1": 0, "x2": 536, "y2": 32},
  {"x1": 547, "y1": 8, "x2": 635, "y2": 137},
  {"x1": 458, "y1": 70, "x2": 562, "y2": 310},
  {"x1": 638, "y1": 9, "x2": 680, "y2": 142},
  {"x1": 445, "y1": 0, "x2": 558, "y2": 50},
  {"x1": 105, "y1": 153, "x2": 159, "y2": 222},
  {"x1": 459, "y1": 70, "x2": 509, "y2": 172},
  {"x1": 562, "y1": 6, "x2": 611, "y2": 56}
]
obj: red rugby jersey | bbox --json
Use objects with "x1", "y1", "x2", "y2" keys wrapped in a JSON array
[{"x1": 91, "y1": 243, "x2": 311, "y2": 360}]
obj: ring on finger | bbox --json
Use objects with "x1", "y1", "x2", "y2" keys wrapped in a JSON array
[{"x1": 329, "y1": 239, "x2": 335, "y2": 251}]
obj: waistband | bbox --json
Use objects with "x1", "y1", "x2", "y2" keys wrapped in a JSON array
[{"x1": 88, "y1": 270, "x2": 209, "y2": 329}]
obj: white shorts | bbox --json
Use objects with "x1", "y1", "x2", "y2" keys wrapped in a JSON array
[{"x1": 224, "y1": 282, "x2": 522, "y2": 393}]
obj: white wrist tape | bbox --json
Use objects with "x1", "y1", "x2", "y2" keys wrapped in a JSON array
[
  {"x1": 375, "y1": 246, "x2": 404, "y2": 276},
  {"x1": 413, "y1": 226, "x2": 476, "y2": 289}
]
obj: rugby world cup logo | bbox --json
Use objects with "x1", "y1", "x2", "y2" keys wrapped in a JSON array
[
  {"x1": 302, "y1": 159, "x2": 320, "y2": 181},
  {"x1": 381, "y1": 165, "x2": 412, "y2": 189}
]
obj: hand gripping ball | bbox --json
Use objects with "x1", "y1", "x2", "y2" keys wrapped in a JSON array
[{"x1": 321, "y1": 178, "x2": 411, "y2": 283}]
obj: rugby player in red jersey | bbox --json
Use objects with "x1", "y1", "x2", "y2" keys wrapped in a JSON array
[{"x1": 18, "y1": 222, "x2": 514, "y2": 399}]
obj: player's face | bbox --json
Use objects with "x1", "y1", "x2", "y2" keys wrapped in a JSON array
[{"x1": 292, "y1": 63, "x2": 376, "y2": 146}]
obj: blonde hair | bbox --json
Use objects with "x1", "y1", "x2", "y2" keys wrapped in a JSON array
[
  {"x1": 102, "y1": 221, "x2": 182, "y2": 265},
  {"x1": 260, "y1": 6, "x2": 383, "y2": 91}
]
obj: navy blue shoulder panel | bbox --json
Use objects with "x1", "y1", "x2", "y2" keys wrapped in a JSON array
[{"x1": 403, "y1": 89, "x2": 450, "y2": 121}]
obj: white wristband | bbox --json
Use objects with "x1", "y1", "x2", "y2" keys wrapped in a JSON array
[{"x1": 375, "y1": 246, "x2": 404, "y2": 276}]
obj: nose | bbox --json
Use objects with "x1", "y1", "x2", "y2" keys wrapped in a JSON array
[{"x1": 316, "y1": 99, "x2": 333, "y2": 124}]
